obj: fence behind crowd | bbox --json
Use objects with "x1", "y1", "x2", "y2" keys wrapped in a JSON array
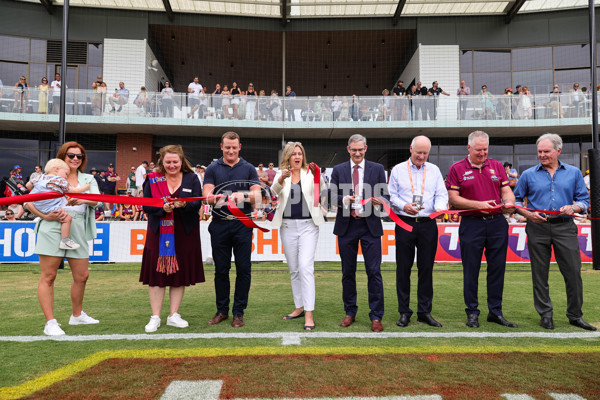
[{"x1": 0, "y1": 220, "x2": 593, "y2": 263}]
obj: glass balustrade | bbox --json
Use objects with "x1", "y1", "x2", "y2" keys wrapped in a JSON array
[{"x1": 0, "y1": 87, "x2": 594, "y2": 123}]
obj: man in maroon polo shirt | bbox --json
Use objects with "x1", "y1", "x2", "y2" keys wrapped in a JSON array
[{"x1": 446, "y1": 130, "x2": 517, "y2": 329}]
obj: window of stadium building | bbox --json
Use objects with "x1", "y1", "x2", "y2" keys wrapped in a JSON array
[{"x1": 0, "y1": 34, "x2": 102, "y2": 90}]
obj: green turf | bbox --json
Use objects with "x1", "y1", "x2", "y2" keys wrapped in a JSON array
[{"x1": 1, "y1": 262, "x2": 599, "y2": 389}]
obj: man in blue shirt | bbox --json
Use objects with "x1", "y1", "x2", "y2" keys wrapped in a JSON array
[
  {"x1": 203, "y1": 131, "x2": 261, "y2": 328},
  {"x1": 514, "y1": 133, "x2": 595, "y2": 331},
  {"x1": 109, "y1": 81, "x2": 130, "y2": 112}
]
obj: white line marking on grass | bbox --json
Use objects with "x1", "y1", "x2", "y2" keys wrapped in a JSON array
[
  {"x1": 237, "y1": 397, "x2": 443, "y2": 400},
  {"x1": 502, "y1": 395, "x2": 536, "y2": 400},
  {"x1": 161, "y1": 380, "x2": 222, "y2": 400},
  {"x1": 549, "y1": 394, "x2": 587, "y2": 400},
  {"x1": 281, "y1": 334, "x2": 302, "y2": 345},
  {"x1": 1, "y1": 331, "x2": 600, "y2": 343}
]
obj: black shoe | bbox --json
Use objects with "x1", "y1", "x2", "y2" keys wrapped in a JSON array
[
  {"x1": 396, "y1": 313, "x2": 410, "y2": 327},
  {"x1": 117, "y1": 106, "x2": 122, "y2": 112},
  {"x1": 540, "y1": 316, "x2": 554, "y2": 330},
  {"x1": 569, "y1": 318, "x2": 597, "y2": 331},
  {"x1": 417, "y1": 313, "x2": 442, "y2": 327},
  {"x1": 487, "y1": 313, "x2": 518, "y2": 328},
  {"x1": 466, "y1": 314, "x2": 479, "y2": 328}
]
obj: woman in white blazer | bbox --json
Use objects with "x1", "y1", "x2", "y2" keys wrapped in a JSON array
[{"x1": 271, "y1": 142, "x2": 327, "y2": 331}]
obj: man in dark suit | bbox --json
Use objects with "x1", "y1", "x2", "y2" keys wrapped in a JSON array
[{"x1": 330, "y1": 134, "x2": 389, "y2": 332}]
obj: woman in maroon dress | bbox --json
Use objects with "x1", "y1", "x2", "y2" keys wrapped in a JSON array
[{"x1": 140, "y1": 144, "x2": 204, "y2": 332}]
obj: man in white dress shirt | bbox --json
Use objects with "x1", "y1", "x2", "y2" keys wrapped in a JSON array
[{"x1": 388, "y1": 135, "x2": 448, "y2": 328}]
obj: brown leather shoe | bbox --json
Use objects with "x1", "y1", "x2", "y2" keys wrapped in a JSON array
[
  {"x1": 232, "y1": 314, "x2": 245, "y2": 328},
  {"x1": 207, "y1": 313, "x2": 229, "y2": 325},
  {"x1": 371, "y1": 320, "x2": 384, "y2": 332},
  {"x1": 340, "y1": 315, "x2": 355, "y2": 327}
]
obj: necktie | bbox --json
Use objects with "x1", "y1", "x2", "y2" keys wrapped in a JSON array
[{"x1": 352, "y1": 164, "x2": 359, "y2": 217}]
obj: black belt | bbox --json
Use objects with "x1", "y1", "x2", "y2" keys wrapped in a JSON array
[
  {"x1": 546, "y1": 217, "x2": 571, "y2": 224},
  {"x1": 464, "y1": 214, "x2": 502, "y2": 221},
  {"x1": 400, "y1": 216, "x2": 433, "y2": 223}
]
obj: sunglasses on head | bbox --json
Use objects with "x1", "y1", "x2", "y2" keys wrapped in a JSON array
[{"x1": 66, "y1": 153, "x2": 85, "y2": 160}]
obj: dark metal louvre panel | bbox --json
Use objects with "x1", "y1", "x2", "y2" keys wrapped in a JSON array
[{"x1": 47, "y1": 41, "x2": 88, "y2": 64}]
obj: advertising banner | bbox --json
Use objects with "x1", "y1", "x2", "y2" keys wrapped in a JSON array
[{"x1": 0, "y1": 221, "x2": 593, "y2": 263}]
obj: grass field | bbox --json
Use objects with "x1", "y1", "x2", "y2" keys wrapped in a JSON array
[{"x1": 1, "y1": 262, "x2": 600, "y2": 399}]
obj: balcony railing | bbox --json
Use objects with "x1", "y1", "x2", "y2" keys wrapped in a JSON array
[{"x1": 0, "y1": 87, "x2": 593, "y2": 123}]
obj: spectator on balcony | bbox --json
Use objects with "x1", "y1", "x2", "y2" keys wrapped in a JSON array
[
  {"x1": 230, "y1": 81, "x2": 241, "y2": 119},
  {"x1": 379, "y1": 89, "x2": 392, "y2": 121},
  {"x1": 570, "y1": 83, "x2": 584, "y2": 117},
  {"x1": 429, "y1": 81, "x2": 450, "y2": 120},
  {"x1": 513, "y1": 85, "x2": 523, "y2": 118},
  {"x1": 212, "y1": 83, "x2": 222, "y2": 115},
  {"x1": 339, "y1": 97, "x2": 350, "y2": 121},
  {"x1": 497, "y1": 88, "x2": 514, "y2": 120},
  {"x1": 350, "y1": 94, "x2": 360, "y2": 121},
  {"x1": 331, "y1": 96, "x2": 342, "y2": 121},
  {"x1": 285, "y1": 85, "x2": 296, "y2": 121},
  {"x1": 479, "y1": 85, "x2": 495, "y2": 120},
  {"x1": 457, "y1": 80, "x2": 471, "y2": 120},
  {"x1": 392, "y1": 80, "x2": 407, "y2": 120},
  {"x1": 549, "y1": 84, "x2": 565, "y2": 118},
  {"x1": 258, "y1": 89, "x2": 269, "y2": 120},
  {"x1": 221, "y1": 84, "x2": 231, "y2": 119},
  {"x1": 109, "y1": 82, "x2": 129, "y2": 113},
  {"x1": 13, "y1": 76, "x2": 29, "y2": 113},
  {"x1": 245, "y1": 83, "x2": 258, "y2": 120},
  {"x1": 415, "y1": 81, "x2": 429, "y2": 120},
  {"x1": 134, "y1": 87, "x2": 151, "y2": 117},
  {"x1": 187, "y1": 76, "x2": 202, "y2": 119},
  {"x1": 50, "y1": 73, "x2": 63, "y2": 115},
  {"x1": 91, "y1": 75, "x2": 107, "y2": 116},
  {"x1": 199, "y1": 86, "x2": 208, "y2": 119},
  {"x1": 161, "y1": 81, "x2": 174, "y2": 118},
  {"x1": 269, "y1": 90, "x2": 282, "y2": 120},
  {"x1": 518, "y1": 86, "x2": 533, "y2": 120},
  {"x1": 38, "y1": 77, "x2": 50, "y2": 115}
]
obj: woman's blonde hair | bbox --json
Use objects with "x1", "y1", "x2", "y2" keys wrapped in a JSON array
[
  {"x1": 280, "y1": 142, "x2": 308, "y2": 170},
  {"x1": 156, "y1": 145, "x2": 194, "y2": 174},
  {"x1": 44, "y1": 158, "x2": 70, "y2": 174}
]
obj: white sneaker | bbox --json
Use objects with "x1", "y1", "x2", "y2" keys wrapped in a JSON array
[
  {"x1": 145, "y1": 315, "x2": 161, "y2": 332},
  {"x1": 69, "y1": 311, "x2": 100, "y2": 325},
  {"x1": 44, "y1": 319, "x2": 65, "y2": 336},
  {"x1": 166, "y1": 313, "x2": 189, "y2": 328},
  {"x1": 59, "y1": 238, "x2": 81, "y2": 250}
]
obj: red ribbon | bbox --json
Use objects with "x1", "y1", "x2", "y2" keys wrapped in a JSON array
[
  {"x1": 361, "y1": 197, "x2": 413, "y2": 232},
  {"x1": 311, "y1": 163, "x2": 321, "y2": 207},
  {"x1": 427, "y1": 204, "x2": 563, "y2": 220},
  {"x1": 227, "y1": 197, "x2": 269, "y2": 232}
]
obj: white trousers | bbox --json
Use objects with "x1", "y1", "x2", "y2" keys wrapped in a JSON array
[{"x1": 280, "y1": 218, "x2": 319, "y2": 311}]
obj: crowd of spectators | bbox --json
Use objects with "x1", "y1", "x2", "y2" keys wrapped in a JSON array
[{"x1": 1, "y1": 75, "x2": 591, "y2": 122}]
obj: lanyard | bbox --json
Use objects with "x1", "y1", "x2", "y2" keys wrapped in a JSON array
[{"x1": 407, "y1": 160, "x2": 426, "y2": 196}]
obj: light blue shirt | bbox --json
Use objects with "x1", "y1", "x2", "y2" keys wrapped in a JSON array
[
  {"x1": 514, "y1": 161, "x2": 589, "y2": 214},
  {"x1": 389, "y1": 159, "x2": 448, "y2": 217},
  {"x1": 117, "y1": 87, "x2": 129, "y2": 100}
]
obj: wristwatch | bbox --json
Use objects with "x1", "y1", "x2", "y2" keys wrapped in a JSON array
[{"x1": 244, "y1": 193, "x2": 249, "y2": 200}]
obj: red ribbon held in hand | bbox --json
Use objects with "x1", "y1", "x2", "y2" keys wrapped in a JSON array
[{"x1": 361, "y1": 197, "x2": 413, "y2": 233}]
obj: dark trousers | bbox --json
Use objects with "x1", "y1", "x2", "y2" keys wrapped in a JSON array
[
  {"x1": 459, "y1": 215, "x2": 508, "y2": 317},
  {"x1": 208, "y1": 219, "x2": 253, "y2": 316},
  {"x1": 395, "y1": 218, "x2": 438, "y2": 316},
  {"x1": 338, "y1": 218, "x2": 384, "y2": 320},
  {"x1": 525, "y1": 220, "x2": 583, "y2": 320}
]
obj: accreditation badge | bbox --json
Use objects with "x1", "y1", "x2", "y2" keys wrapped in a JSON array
[{"x1": 412, "y1": 194, "x2": 424, "y2": 210}]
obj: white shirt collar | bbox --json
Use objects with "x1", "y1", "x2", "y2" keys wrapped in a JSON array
[{"x1": 351, "y1": 159, "x2": 365, "y2": 170}]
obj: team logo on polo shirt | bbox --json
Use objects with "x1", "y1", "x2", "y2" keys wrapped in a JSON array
[{"x1": 464, "y1": 171, "x2": 473, "y2": 175}]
